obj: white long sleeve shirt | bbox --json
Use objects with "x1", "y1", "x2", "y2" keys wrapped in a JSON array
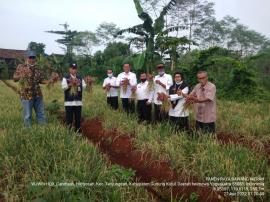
[
  {"x1": 116, "y1": 72, "x2": 137, "y2": 99},
  {"x1": 102, "y1": 76, "x2": 118, "y2": 97},
  {"x1": 136, "y1": 81, "x2": 154, "y2": 101},
  {"x1": 169, "y1": 86, "x2": 189, "y2": 117},
  {"x1": 152, "y1": 73, "x2": 173, "y2": 105},
  {"x1": 61, "y1": 74, "x2": 86, "y2": 106}
]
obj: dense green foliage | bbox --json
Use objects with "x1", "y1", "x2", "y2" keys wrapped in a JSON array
[{"x1": 4, "y1": 0, "x2": 269, "y2": 101}]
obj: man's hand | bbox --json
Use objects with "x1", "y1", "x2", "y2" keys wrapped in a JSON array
[
  {"x1": 187, "y1": 95, "x2": 199, "y2": 103},
  {"x1": 14, "y1": 65, "x2": 30, "y2": 82},
  {"x1": 131, "y1": 86, "x2": 137, "y2": 93},
  {"x1": 192, "y1": 97, "x2": 199, "y2": 103},
  {"x1": 121, "y1": 78, "x2": 130, "y2": 86},
  {"x1": 177, "y1": 89, "x2": 182, "y2": 96},
  {"x1": 155, "y1": 80, "x2": 166, "y2": 89},
  {"x1": 75, "y1": 79, "x2": 80, "y2": 86},
  {"x1": 105, "y1": 84, "x2": 111, "y2": 91},
  {"x1": 189, "y1": 95, "x2": 211, "y2": 103},
  {"x1": 40, "y1": 80, "x2": 49, "y2": 85},
  {"x1": 68, "y1": 78, "x2": 78, "y2": 87}
]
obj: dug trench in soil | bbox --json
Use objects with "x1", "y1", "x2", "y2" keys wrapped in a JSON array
[
  {"x1": 216, "y1": 132, "x2": 270, "y2": 165},
  {"x1": 0, "y1": 81, "x2": 267, "y2": 201},
  {"x1": 0, "y1": 194, "x2": 5, "y2": 202},
  {"x1": 80, "y1": 117, "x2": 231, "y2": 202},
  {"x1": 56, "y1": 111, "x2": 229, "y2": 201},
  {"x1": 1, "y1": 80, "x2": 269, "y2": 166},
  {"x1": 55, "y1": 112, "x2": 164, "y2": 202}
]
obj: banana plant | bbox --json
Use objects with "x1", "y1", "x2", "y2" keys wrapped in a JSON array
[{"x1": 117, "y1": 0, "x2": 189, "y2": 72}]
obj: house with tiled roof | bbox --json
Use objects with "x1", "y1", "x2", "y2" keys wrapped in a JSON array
[
  {"x1": 0, "y1": 48, "x2": 27, "y2": 59},
  {"x1": 0, "y1": 48, "x2": 27, "y2": 78}
]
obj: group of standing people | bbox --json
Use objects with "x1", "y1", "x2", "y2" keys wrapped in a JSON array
[
  {"x1": 13, "y1": 51, "x2": 216, "y2": 134},
  {"x1": 13, "y1": 51, "x2": 86, "y2": 133},
  {"x1": 103, "y1": 63, "x2": 217, "y2": 134}
]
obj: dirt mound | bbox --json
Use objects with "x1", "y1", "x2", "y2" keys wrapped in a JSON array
[
  {"x1": 81, "y1": 118, "x2": 230, "y2": 202},
  {"x1": 217, "y1": 132, "x2": 270, "y2": 165}
]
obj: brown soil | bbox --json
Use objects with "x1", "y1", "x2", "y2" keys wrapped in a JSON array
[
  {"x1": 81, "y1": 118, "x2": 230, "y2": 202},
  {"x1": 0, "y1": 195, "x2": 4, "y2": 202},
  {"x1": 2, "y1": 80, "x2": 269, "y2": 165},
  {"x1": 1, "y1": 81, "x2": 267, "y2": 201},
  {"x1": 216, "y1": 132, "x2": 270, "y2": 165}
]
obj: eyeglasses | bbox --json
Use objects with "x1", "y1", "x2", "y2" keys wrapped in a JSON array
[{"x1": 197, "y1": 76, "x2": 207, "y2": 80}]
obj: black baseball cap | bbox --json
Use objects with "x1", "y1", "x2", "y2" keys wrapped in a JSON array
[
  {"x1": 156, "y1": 64, "x2": 165, "y2": 69},
  {"x1": 69, "y1": 63, "x2": 77, "y2": 69},
  {"x1": 27, "y1": 50, "x2": 37, "y2": 58}
]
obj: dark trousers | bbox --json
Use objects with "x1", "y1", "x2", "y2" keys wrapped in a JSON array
[
  {"x1": 137, "y1": 99, "x2": 152, "y2": 123},
  {"x1": 65, "y1": 106, "x2": 82, "y2": 132},
  {"x1": 154, "y1": 104, "x2": 168, "y2": 123},
  {"x1": 169, "y1": 116, "x2": 189, "y2": 132},
  {"x1": 107, "y1": 96, "x2": 118, "y2": 110},
  {"x1": 195, "y1": 121, "x2": 215, "y2": 133},
  {"x1": 121, "y1": 98, "x2": 135, "y2": 114}
]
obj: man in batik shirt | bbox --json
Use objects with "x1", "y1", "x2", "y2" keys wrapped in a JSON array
[{"x1": 13, "y1": 51, "x2": 48, "y2": 127}]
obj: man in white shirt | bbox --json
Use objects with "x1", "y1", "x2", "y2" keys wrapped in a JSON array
[
  {"x1": 61, "y1": 63, "x2": 86, "y2": 133},
  {"x1": 102, "y1": 69, "x2": 119, "y2": 110},
  {"x1": 168, "y1": 72, "x2": 189, "y2": 132},
  {"x1": 135, "y1": 72, "x2": 153, "y2": 123},
  {"x1": 116, "y1": 63, "x2": 137, "y2": 114},
  {"x1": 152, "y1": 64, "x2": 173, "y2": 122}
]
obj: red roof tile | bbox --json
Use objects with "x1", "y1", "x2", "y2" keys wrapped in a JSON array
[{"x1": 0, "y1": 48, "x2": 27, "y2": 59}]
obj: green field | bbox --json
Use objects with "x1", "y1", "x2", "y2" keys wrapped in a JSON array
[
  {"x1": 0, "y1": 81, "x2": 269, "y2": 201},
  {"x1": 0, "y1": 82, "x2": 154, "y2": 201}
]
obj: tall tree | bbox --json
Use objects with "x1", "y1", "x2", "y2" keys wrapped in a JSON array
[
  {"x1": 173, "y1": 0, "x2": 215, "y2": 51},
  {"x1": 46, "y1": 23, "x2": 85, "y2": 61},
  {"x1": 228, "y1": 25, "x2": 268, "y2": 56},
  {"x1": 193, "y1": 17, "x2": 226, "y2": 49},
  {"x1": 96, "y1": 22, "x2": 122, "y2": 45},
  {"x1": 27, "y1": 42, "x2": 46, "y2": 56},
  {"x1": 74, "y1": 31, "x2": 100, "y2": 55}
]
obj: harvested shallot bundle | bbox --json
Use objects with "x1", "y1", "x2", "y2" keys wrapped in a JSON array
[
  {"x1": 147, "y1": 73, "x2": 154, "y2": 92},
  {"x1": 130, "y1": 86, "x2": 137, "y2": 100},
  {"x1": 69, "y1": 78, "x2": 79, "y2": 96},
  {"x1": 84, "y1": 75, "x2": 93, "y2": 94},
  {"x1": 18, "y1": 78, "x2": 29, "y2": 91},
  {"x1": 157, "y1": 92, "x2": 171, "y2": 113},
  {"x1": 121, "y1": 78, "x2": 129, "y2": 94},
  {"x1": 47, "y1": 72, "x2": 60, "y2": 90},
  {"x1": 18, "y1": 67, "x2": 31, "y2": 91}
]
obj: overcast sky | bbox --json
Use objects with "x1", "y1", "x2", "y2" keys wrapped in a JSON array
[{"x1": 1, "y1": 0, "x2": 269, "y2": 54}]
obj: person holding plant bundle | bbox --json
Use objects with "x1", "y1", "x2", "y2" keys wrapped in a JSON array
[
  {"x1": 103, "y1": 69, "x2": 119, "y2": 110},
  {"x1": 13, "y1": 50, "x2": 48, "y2": 127},
  {"x1": 178, "y1": 71, "x2": 216, "y2": 133},
  {"x1": 61, "y1": 63, "x2": 86, "y2": 133},
  {"x1": 135, "y1": 72, "x2": 153, "y2": 123},
  {"x1": 152, "y1": 64, "x2": 173, "y2": 123},
  {"x1": 167, "y1": 72, "x2": 189, "y2": 132},
  {"x1": 116, "y1": 63, "x2": 137, "y2": 114}
]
